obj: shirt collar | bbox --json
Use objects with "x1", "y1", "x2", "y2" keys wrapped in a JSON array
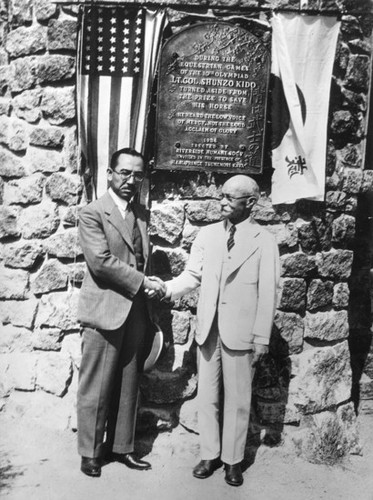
[
  {"x1": 224, "y1": 215, "x2": 253, "y2": 232},
  {"x1": 108, "y1": 187, "x2": 129, "y2": 214}
]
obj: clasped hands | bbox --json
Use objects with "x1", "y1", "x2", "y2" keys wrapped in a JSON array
[{"x1": 143, "y1": 276, "x2": 167, "y2": 300}]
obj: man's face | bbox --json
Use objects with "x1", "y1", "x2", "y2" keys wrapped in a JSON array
[
  {"x1": 108, "y1": 154, "x2": 144, "y2": 201},
  {"x1": 220, "y1": 183, "x2": 254, "y2": 223}
]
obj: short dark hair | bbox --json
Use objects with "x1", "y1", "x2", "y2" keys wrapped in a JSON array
[{"x1": 110, "y1": 148, "x2": 144, "y2": 171}]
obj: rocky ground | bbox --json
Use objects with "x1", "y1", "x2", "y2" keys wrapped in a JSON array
[{"x1": 1, "y1": 412, "x2": 373, "y2": 500}]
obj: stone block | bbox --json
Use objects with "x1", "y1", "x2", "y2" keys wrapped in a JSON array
[
  {"x1": 0, "y1": 147, "x2": 25, "y2": 177},
  {"x1": 7, "y1": 352, "x2": 38, "y2": 391},
  {"x1": 181, "y1": 221, "x2": 199, "y2": 251},
  {"x1": 9, "y1": 57, "x2": 37, "y2": 92},
  {"x1": 63, "y1": 126, "x2": 78, "y2": 173},
  {"x1": 67, "y1": 262, "x2": 86, "y2": 285},
  {"x1": 36, "y1": 289, "x2": 79, "y2": 330},
  {"x1": 47, "y1": 19, "x2": 77, "y2": 51},
  {"x1": 149, "y1": 202, "x2": 185, "y2": 244},
  {"x1": 278, "y1": 277, "x2": 306, "y2": 313},
  {"x1": 316, "y1": 249, "x2": 354, "y2": 279},
  {"x1": 326, "y1": 190, "x2": 347, "y2": 210},
  {"x1": 5, "y1": 25, "x2": 47, "y2": 58},
  {"x1": 41, "y1": 86, "x2": 76, "y2": 125},
  {"x1": 7, "y1": 118, "x2": 28, "y2": 152},
  {"x1": 151, "y1": 246, "x2": 188, "y2": 277},
  {"x1": 342, "y1": 168, "x2": 363, "y2": 194},
  {"x1": 36, "y1": 351, "x2": 72, "y2": 396},
  {"x1": 29, "y1": 126, "x2": 64, "y2": 148},
  {"x1": 0, "y1": 66, "x2": 9, "y2": 96},
  {"x1": 361, "y1": 170, "x2": 373, "y2": 192},
  {"x1": 252, "y1": 196, "x2": 281, "y2": 223},
  {"x1": 60, "y1": 204, "x2": 81, "y2": 227},
  {"x1": 61, "y1": 332, "x2": 81, "y2": 370},
  {"x1": 304, "y1": 310, "x2": 349, "y2": 342},
  {"x1": 12, "y1": 88, "x2": 43, "y2": 123},
  {"x1": 3, "y1": 173, "x2": 45, "y2": 205},
  {"x1": 280, "y1": 252, "x2": 316, "y2": 277},
  {"x1": 335, "y1": 143, "x2": 363, "y2": 170},
  {"x1": 0, "y1": 355, "x2": 12, "y2": 397},
  {"x1": 345, "y1": 54, "x2": 370, "y2": 92},
  {"x1": 18, "y1": 200, "x2": 60, "y2": 239},
  {"x1": 332, "y1": 214, "x2": 355, "y2": 246},
  {"x1": 272, "y1": 311, "x2": 304, "y2": 356},
  {"x1": 288, "y1": 341, "x2": 351, "y2": 414},
  {"x1": 0, "y1": 325, "x2": 33, "y2": 353},
  {"x1": 296, "y1": 219, "x2": 318, "y2": 254},
  {"x1": 0, "y1": 267, "x2": 29, "y2": 299},
  {"x1": 158, "y1": 309, "x2": 192, "y2": 345},
  {"x1": 0, "y1": 297, "x2": 38, "y2": 328},
  {"x1": 27, "y1": 146, "x2": 64, "y2": 173},
  {"x1": 32, "y1": 259, "x2": 69, "y2": 294},
  {"x1": 185, "y1": 200, "x2": 221, "y2": 223},
  {"x1": 34, "y1": 55, "x2": 75, "y2": 85},
  {"x1": 140, "y1": 369, "x2": 197, "y2": 405},
  {"x1": 359, "y1": 373, "x2": 373, "y2": 400},
  {"x1": 0, "y1": 97, "x2": 11, "y2": 115},
  {"x1": 44, "y1": 228, "x2": 82, "y2": 258},
  {"x1": 330, "y1": 110, "x2": 359, "y2": 145},
  {"x1": 9, "y1": 0, "x2": 33, "y2": 25},
  {"x1": 266, "y1": 224, "x2": 298, "y2": 249},
  {"x1": 0, "y1": 206, "x2": 20, "y2": 239},
  {"x1": 3, "y1": 239, "x2": 44, "y2": 269},
  {"x1": 294, "y1": 402, "x2": 361, "y2": 463},
  {"x1": 34, "y1": 0, "x2": 57, "y2": 21},
  {"x1": 333, "y1": 282, "x2": 349, "y2": 309},
  {"x1": 307, "y1": 279, "x2": 333, "y2": 311},
  {"x1": 45, "y1": 172, "x2": 82, "y2": 205},
  {"x1": 174, "y1": 288, "x2": 199, "y2": 310}
]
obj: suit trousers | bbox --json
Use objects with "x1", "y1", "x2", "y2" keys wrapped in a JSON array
[
  {"x1": 77, "y1": 292, "x2": 147, "y2": 458},
  {"x1": 197, "y1": 316, "x2": 254, "y2": 465}
]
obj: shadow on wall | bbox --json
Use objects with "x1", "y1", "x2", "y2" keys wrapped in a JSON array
[{"x1": 348, "y1": 190, "x2": 373, "y2": 412}]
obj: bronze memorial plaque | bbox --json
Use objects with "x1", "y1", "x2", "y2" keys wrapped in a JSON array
[{"x1": 155, "y1": 22, "x2": 270, "y2": 174}]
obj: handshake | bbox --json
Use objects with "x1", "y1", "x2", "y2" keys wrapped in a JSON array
[{"x1": 143, "y1": 275, "x2": 168, "y2": 300}]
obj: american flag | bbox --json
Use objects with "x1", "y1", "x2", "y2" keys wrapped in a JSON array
[{"x1": 77, "y1": 6, "x2": 167, "y2": 199}]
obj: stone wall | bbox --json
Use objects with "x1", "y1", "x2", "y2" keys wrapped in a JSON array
[{"x1": 0, "y1": 0, "x2": 372, "y2": 463}]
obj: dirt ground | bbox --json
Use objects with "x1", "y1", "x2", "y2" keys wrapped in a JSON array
[{"x1": 1, "y1": 412, "x2": 373, "y2": 500}]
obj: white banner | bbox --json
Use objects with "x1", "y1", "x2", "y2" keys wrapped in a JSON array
[{"x1": 270, "y1": 13, "x2": 340, "y2": 205}]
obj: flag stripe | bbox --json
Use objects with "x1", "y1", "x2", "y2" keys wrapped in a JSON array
[{"x1": 117, "y1": 77, "x2": 133, "y2": 149}]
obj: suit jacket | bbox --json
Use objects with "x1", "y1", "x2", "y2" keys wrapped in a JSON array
[
  {"x1": 169, "y1": 217, "x2": 280, "y2": 350},
  {"x1": 78, "y1": 191, "x2": 150, "y2": 331}
]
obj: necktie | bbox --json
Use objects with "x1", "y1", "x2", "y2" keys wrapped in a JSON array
[{"x1": 227, "y1": 225, "x2": 236, "y2": 251}]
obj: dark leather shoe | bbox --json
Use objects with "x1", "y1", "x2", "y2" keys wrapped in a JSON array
[
  {"x1": 224, "y1": 463, "x2": 243, "y2": 486},
  {"x1": 81, "y1": 457, "x2": 101, "y2": 477},
  {"x1": 192, "y1": 458, "x2": 222, "y2": 479},
  {"x1": 113, "y1": 452, "x2": 151, "y2": 470}
]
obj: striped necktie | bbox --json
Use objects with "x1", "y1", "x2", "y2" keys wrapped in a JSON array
[{"x1": 227, "y1": 225, "x2": 236, "y2": 251}]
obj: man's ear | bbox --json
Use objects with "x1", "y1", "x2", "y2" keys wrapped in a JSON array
[
  {"x1": 246, "y1": 196, "x2": 256, "y2": 209},
  {"x1": 107, "y1": 168, "x2": 113, "y2": 179}
]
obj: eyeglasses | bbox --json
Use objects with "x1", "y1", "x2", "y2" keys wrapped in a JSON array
[
  {"x1": 113, "y1": 169, "x2": 144, "y2": 181},
  {"x1": 220, "y1": 193, "x2": 252, "y2": 203}
]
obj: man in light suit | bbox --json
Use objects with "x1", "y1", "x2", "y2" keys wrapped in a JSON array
[
  {"x1": 165, "y1": 175, "x2": 280, "y2": 487},
  {"x1": 77, "y1": 148, "x2": 163, "y2": 478}
]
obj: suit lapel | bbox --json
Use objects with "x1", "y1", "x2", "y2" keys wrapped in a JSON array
[{"x1": 102, "y1": 192, "x2": 134, "y2": 252}]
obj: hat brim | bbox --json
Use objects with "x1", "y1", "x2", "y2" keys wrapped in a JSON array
[{"x1": 143, "y1": 325, "x2": 163, "y2": 372}]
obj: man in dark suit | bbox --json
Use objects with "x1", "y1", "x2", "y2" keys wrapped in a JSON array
[{"x1": 77, "y1": 148, "x2": 163, "y2": 478}]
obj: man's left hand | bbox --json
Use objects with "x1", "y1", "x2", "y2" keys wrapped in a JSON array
[{"x1": 252, "y1": 344, "x2": 268, "y2": 367}]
